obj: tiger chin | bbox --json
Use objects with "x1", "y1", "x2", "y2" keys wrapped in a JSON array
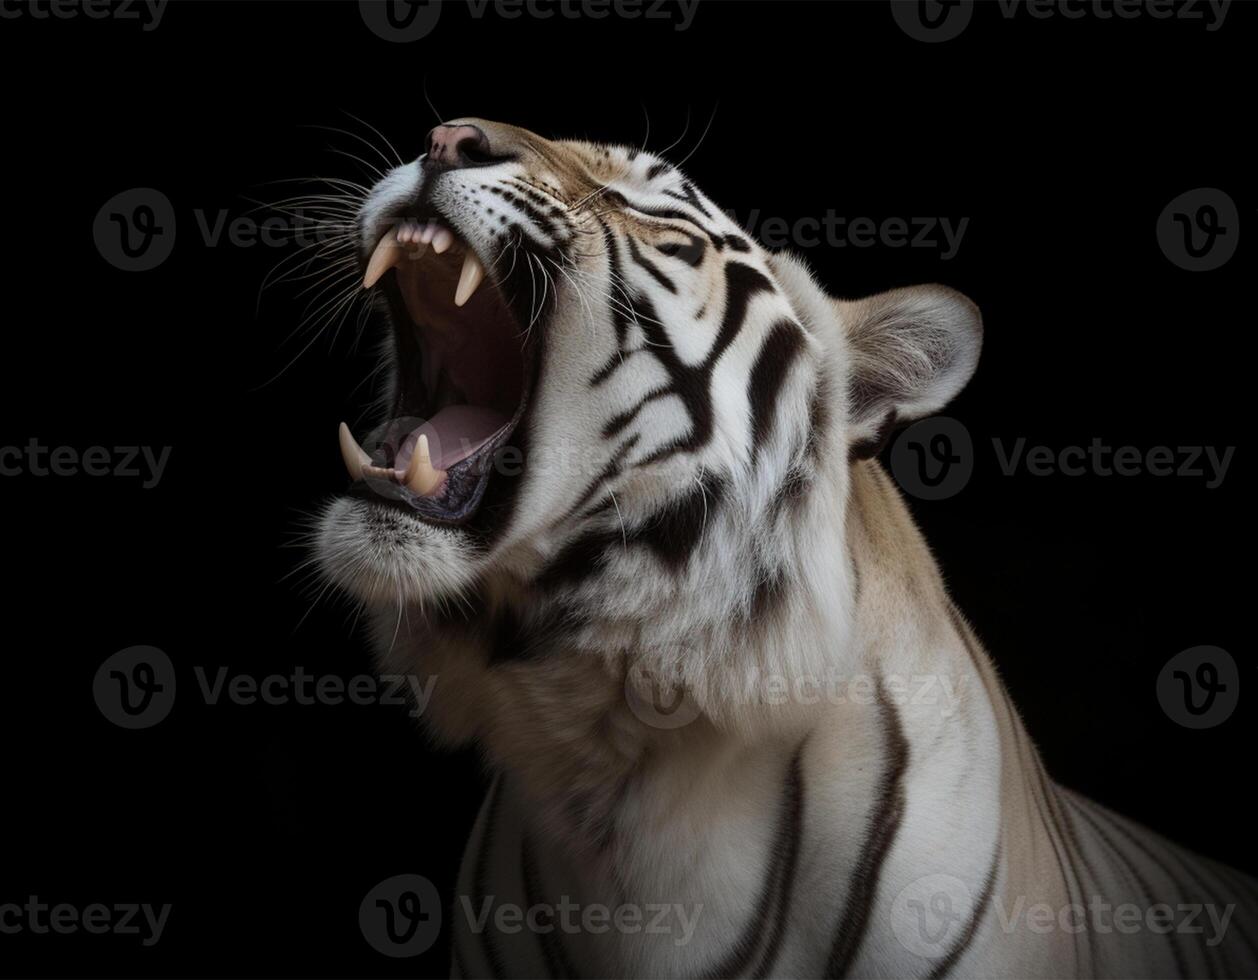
[{"x1": 314, "y1": 119, "x2": 1255, "y2": 979}]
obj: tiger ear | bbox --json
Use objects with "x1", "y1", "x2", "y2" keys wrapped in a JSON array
[{"x1": 837, "y1": 285, "x2": 982, "y2": 459}]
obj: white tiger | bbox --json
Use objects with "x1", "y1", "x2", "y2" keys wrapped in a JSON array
[{"x1": 315, "y1": 118, "x2": 1257, "y2": 978}]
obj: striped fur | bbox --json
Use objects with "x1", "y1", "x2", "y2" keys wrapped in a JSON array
[{"x1": 315, "y1": 120, "x2": 1256, "y2": 978}]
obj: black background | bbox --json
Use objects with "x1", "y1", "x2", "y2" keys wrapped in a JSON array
[{"x1": 1, "y1": 1, "x2": 1251, "y2": 976}]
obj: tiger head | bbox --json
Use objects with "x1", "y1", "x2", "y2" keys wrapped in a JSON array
[{"x1": 317, "y1": 119, "x2": 980, "y2": 686}]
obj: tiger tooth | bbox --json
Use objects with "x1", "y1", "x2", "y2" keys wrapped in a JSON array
[
  {"x1": 404, "y1": 434, "x2": 446, "y2": 496},
  {"x1": 361, "y1": 463, "x2": 402, "y2": 483},
  {"x1": 363, "y1": 227, "x2": 402, "y2": 288},
  {"x1": 455, "y1": 252, "x2": 486, "y2": 307},
  {"x1": 432, "y1": 227, "x2": 454, "y2": 254},
  {"x1": 338, "y1": 422, "x2": 371, "y2": 480}
]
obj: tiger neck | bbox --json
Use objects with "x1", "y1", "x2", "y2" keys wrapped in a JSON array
[
  {"x1": 394, "y1": 455, "x2": 1009, "y2": 858},
  {"x1": 421, "y1": 458, "x2": 1011, "y2": 977}
]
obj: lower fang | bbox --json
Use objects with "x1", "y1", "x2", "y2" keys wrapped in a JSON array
[{"x1": 405, "y1": 434, "x2": 446, "y2": 495}]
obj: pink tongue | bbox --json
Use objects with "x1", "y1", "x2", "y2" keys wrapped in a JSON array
[{"x1": 396, "y1": 405, "x2": 508, "y2": 471}]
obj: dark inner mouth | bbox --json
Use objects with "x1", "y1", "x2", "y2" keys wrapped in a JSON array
[{"x1": 340, "y1": 216, "x2": 530, "y2": 526}]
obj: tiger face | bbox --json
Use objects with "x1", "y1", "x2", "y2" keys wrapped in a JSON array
[{"x1": 316, "y1": 119, "x2": 981, "y2": 640}]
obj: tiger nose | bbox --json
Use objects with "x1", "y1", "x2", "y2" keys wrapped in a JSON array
[{"x1": 425, "y1": 124, "x2": 491, "y2": 169}]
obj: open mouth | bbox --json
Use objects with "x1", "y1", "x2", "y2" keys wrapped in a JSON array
[{"x1": 338, "y1": 215, "x2": 530, "y2": 526}]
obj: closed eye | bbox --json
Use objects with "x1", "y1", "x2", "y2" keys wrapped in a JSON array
[{"x1": 653, "y1": 233, "x2": 706, "y2": 267}]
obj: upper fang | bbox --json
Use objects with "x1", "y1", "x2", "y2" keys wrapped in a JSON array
[
  {"x1": 363, "y1": 227, "x2": 402, "y2": 288},
  {"x1": 455, "y1": 252, "x2": 487, "y2": 307},
  {"x1": 339, "y1": 422, "x2": 371, "y2": 480}
]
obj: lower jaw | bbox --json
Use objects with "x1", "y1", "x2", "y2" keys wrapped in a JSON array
[{"x1": 348, "y1": 344, "x2": 537, "y2": 528}]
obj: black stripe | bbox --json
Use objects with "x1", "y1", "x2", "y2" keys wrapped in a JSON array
[
  {"x1": 590, "y1": 346, "x2": 647, "y2": 387},
  {"x1": 602, "y1": 386, "x2": 673, "y2": 439},
  {"x1": 825, "y1": 687, "x2": 910, "y2": 977},
  {"x1": 539, "y1": 468, "x2": 725, "y2": 588},
  {"x1": 536, "y1": 526, "x2": 623, "y2": 590},
  {"x1": 487, "y1": 185, "x2": 566, "y2": 244},
  {"x1": 521, "y1": 833, "x2": 578, "y2": 979},
  {"x1": 599, "y1": 220, "x2": 636, "y2": 349},
  {"x1": 1143, "y1": 826, "x2": 1233, "y2": 977},
  {"x1": 946, "y1": 603, "x2": 1093, "y2": 973},
  {"x1": 505, "y1": 177, "x2": 568, "y2": 218},
  {"x1": 1208, "y1": 864, "x2": 1258, "y2": 969},
  {"x1": 929, "y1": 844, "x2": 1000, "y2": 979},
  {"x1": 1038, "y1": 771, "x2": 1102, "y2": 970},
  {"x1": 747, "y1": 320, "x2": 806, "y2": 461},
  {"x1": 1024, "y1": 761, "x2": 1091, "y2": 971},
  {"x1": 1069, "y1": 796, "x2": 1191, "y2": 978},
  {"x1": 701, "y1": 745, "x2": 806, "y2": 980},
  {"x1": 751, "y1": 747, "x2": 807, "y2": 979},
  {"x1": 655, "y1": 231, "x2": 706, "y2": 267},
  {"x1": 564, "y1": 433, "x2": 640, "y2": 519},
  {"x1": 662, "y1": 180, "x2": 715, "y2": 220},
  {"x1": 625, "y1": 234, "x2": 677, "y2": 293},
  {"x1": 1112, "y1": 810, "x2": 1227, "y2": 980},
  {"x1": 637, "y1": 261, "x2": 775, "y2": 467},
  {"x1": 591, "y1": 235, "x2": 774, "y2": 463},
  {"x1": 632, "y1": 471, "x2": 726, "y2": 571},
  {"x1": 848, "y1": 409, "x2": 899, "y2": 461},
  {"x1": 611, "y1": 189, "x2": 721, "y2": 242}
]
